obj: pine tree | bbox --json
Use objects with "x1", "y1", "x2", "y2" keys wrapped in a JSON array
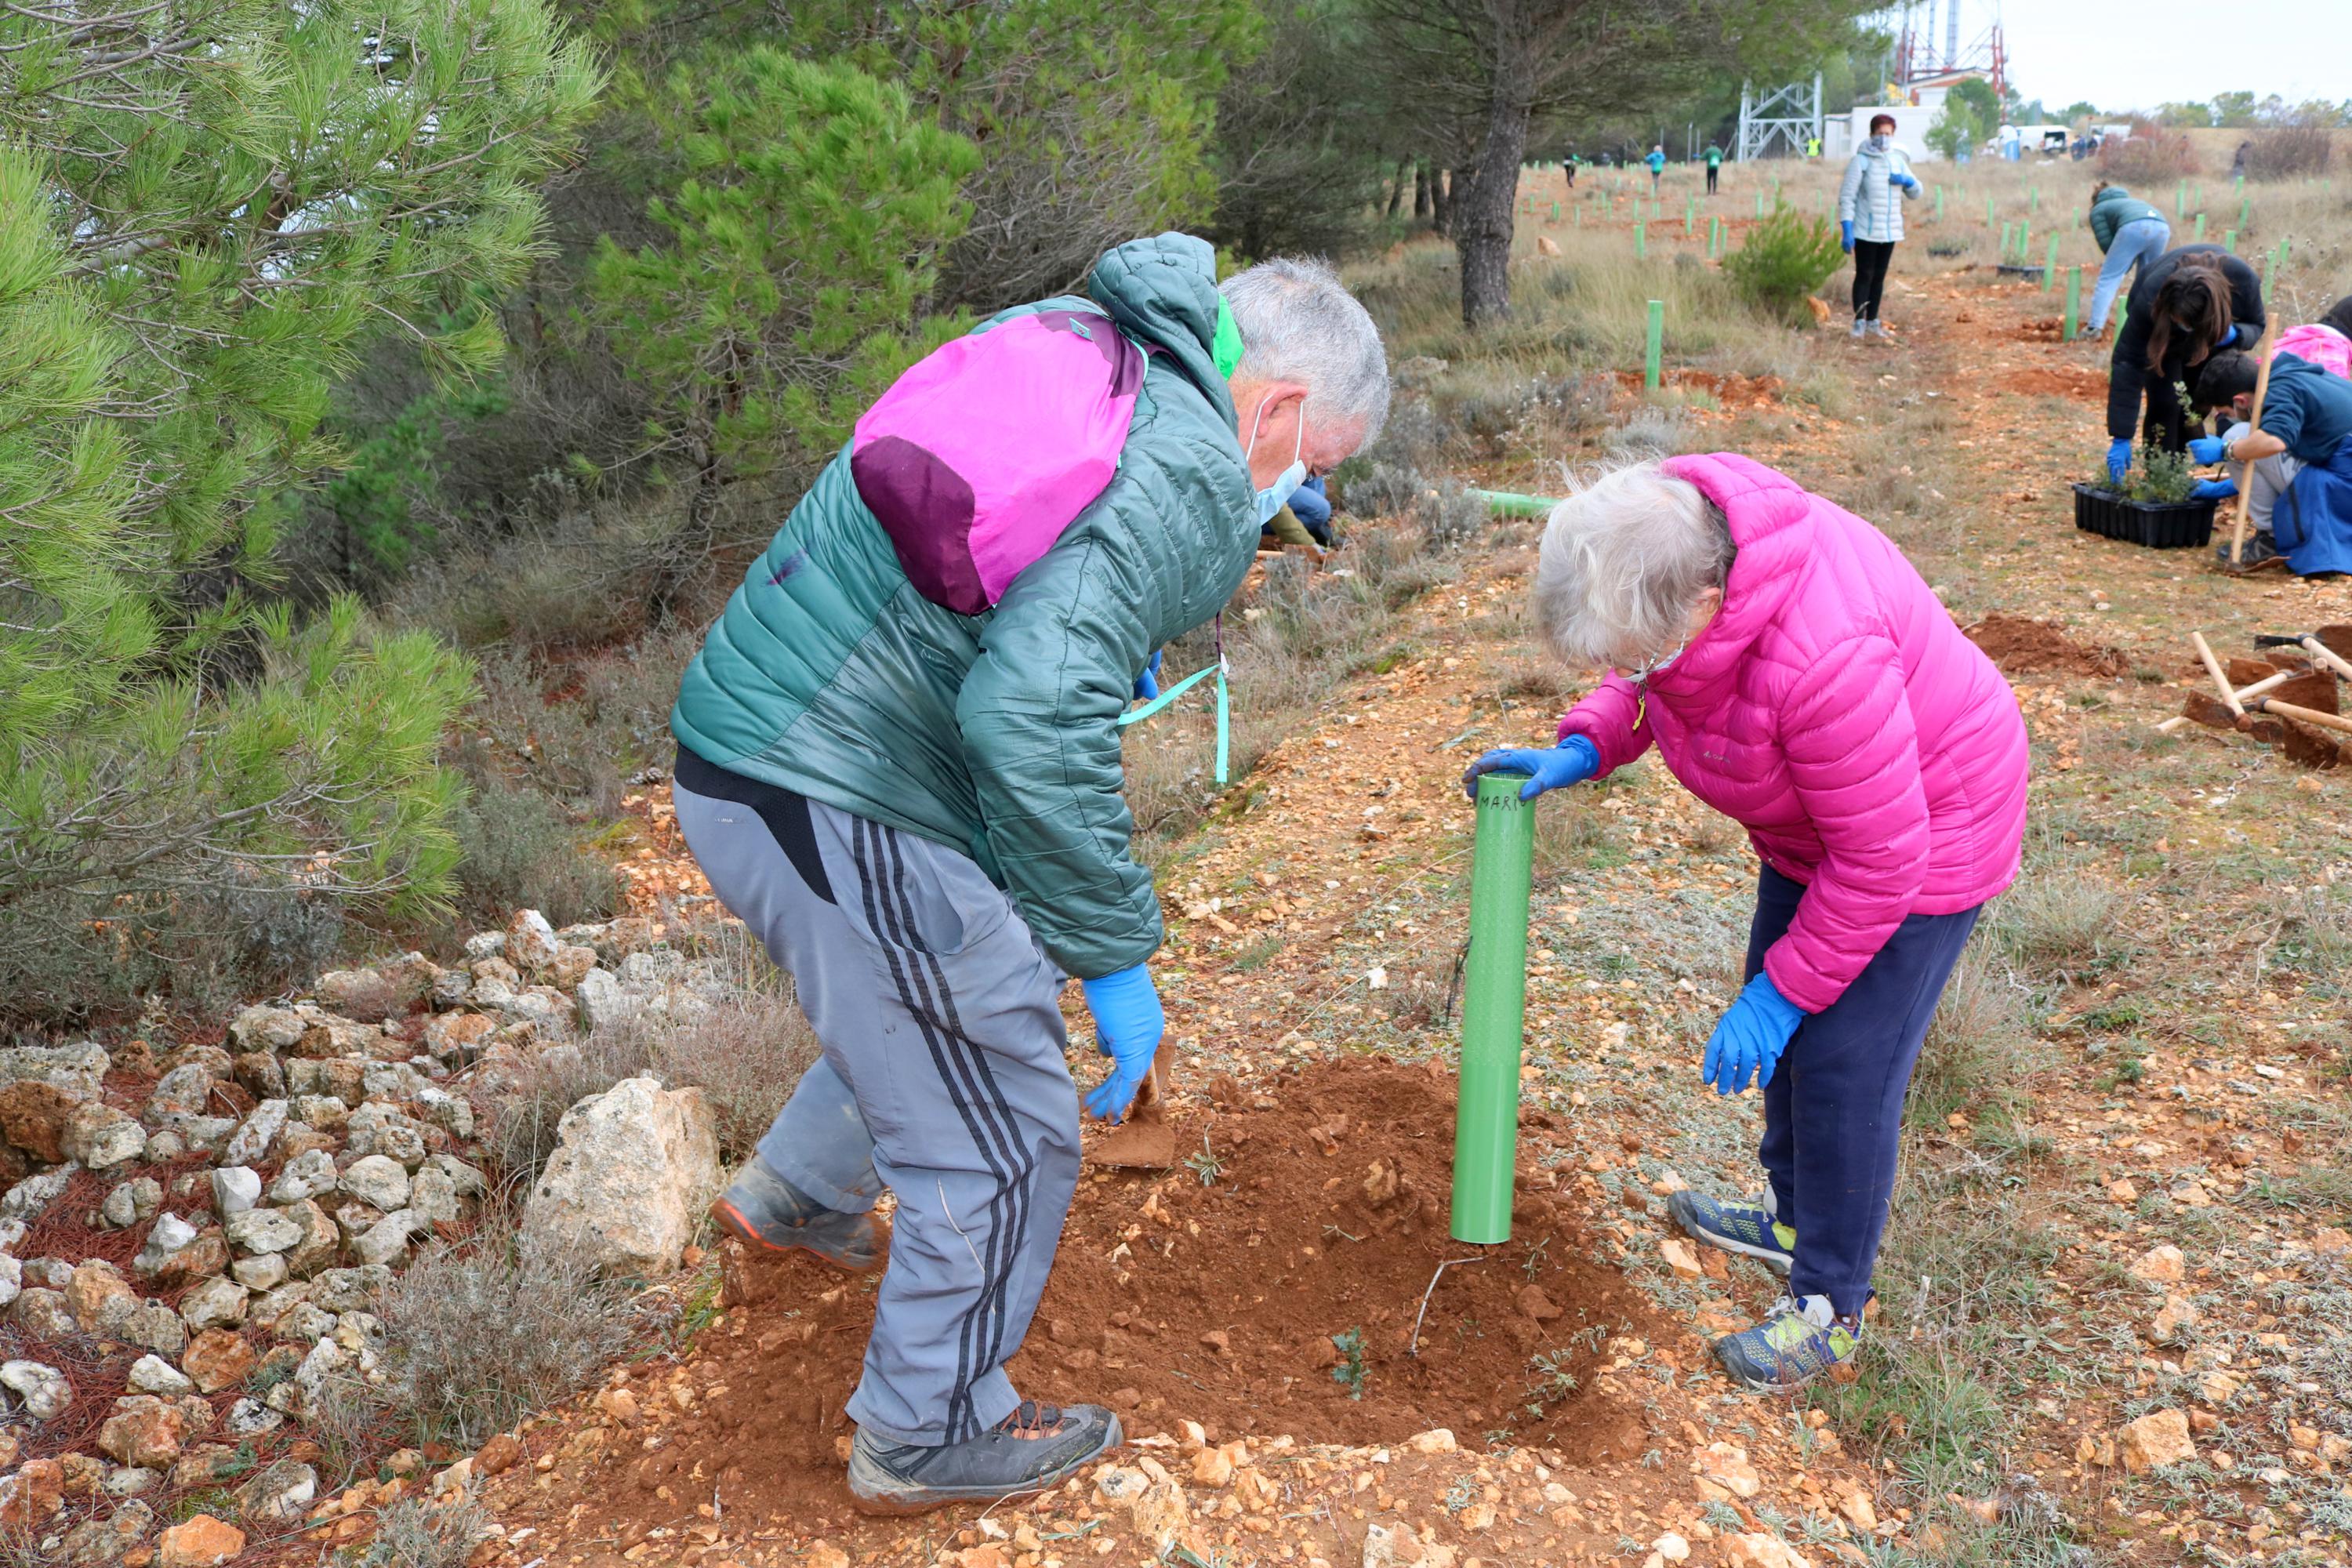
[{"x1": 0, "y1": 0, "x2": 599, "y2": 1014}]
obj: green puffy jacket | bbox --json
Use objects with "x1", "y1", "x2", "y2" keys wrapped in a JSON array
[
  {"x1": 2088, "y1": 185, "x2": 2165, "y2": 253},
  {"x1": 670, "y1": 233, "x2": 1254, "y2": 980}
]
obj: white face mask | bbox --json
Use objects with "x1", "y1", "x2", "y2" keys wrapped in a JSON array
[
  {"x1": 1247, "y1": 394, "x2": 1308, "y2": 526},
  {"x1": 1868, "y1": 133, "x2": 1892, "y2": 153}
]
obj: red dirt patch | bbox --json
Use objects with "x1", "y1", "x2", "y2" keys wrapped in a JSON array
[
  {"x1": 571, "y1": 1061, "x2": 1657, "y2": 1532},
  {"x1": 2001, "y1": 363, "x2": 2105, "y2": 400},
  {"x1": 1965, "y1": 612, "x2": 2127, "y2": 677},
  {"x1": 1614, "y1": 368, "x2": 1784, "y2": 408}
]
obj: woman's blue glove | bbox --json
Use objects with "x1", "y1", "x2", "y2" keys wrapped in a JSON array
[
  {"x1": 1461, "y1": 735, "x2": 1601, "y2": 802},
  {"x1": 1890, "y1": 172, "x2": 1919, "y2": 192},
  {"x1": 2189, "y1": 477, "x2": 2238, "y2": 500},
  {"x1": 1839, "y1": 219, "x2": 1855, "y2": 253},
  {"x1": 1701, "y1": 973, "x2": 1806, "y2": 1096},
  {"x1": 2230, "y1": 321, "x2": 2260, "y2": 348},
  {"x1": 2107, "y1": 438, "x2": 2133, "y2": 480},
  {"x1": 2187, "y1": 436, "x2": 2227, "y2": 464},
  {"x1": 1080, "y1": 964, "x2": 1163, "y2": 1123}
]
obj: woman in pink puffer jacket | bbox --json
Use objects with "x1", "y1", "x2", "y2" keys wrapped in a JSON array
[{"x1": 1465, "y1": 452, "x2": 2028, "y2": 1392}]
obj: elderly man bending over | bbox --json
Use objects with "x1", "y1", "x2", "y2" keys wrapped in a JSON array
[{"x1": 667, "y1": 235, "x2": 1388, "y2": 1512}]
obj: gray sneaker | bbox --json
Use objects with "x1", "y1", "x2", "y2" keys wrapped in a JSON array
[
  {"x1": 1848, "y1": 317, "x2": 1867, "y2": 341},
  {"x1": 709, "y1": 1158, "x2": 882, "y2": 1272},
  {"x1": 848, "y1": 1401, "x2": 1122, "y2": 1515}
]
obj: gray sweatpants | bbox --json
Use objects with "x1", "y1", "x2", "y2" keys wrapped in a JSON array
[{"x1": 672, "y1": 778, "x2": 1080, "y2": 1447}]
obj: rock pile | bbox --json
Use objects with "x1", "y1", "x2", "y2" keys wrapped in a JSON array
[{"x1": 0, "y1": 907, "x2": 739, "y2": 1562}]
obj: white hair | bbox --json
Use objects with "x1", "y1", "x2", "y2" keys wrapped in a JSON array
[
  {"x1": 1534, "y1": 459, "x2": 1733, "y2": 666},
  {"x1": 1219, "y1": 256, "x2": 1390, "y2": 446}
]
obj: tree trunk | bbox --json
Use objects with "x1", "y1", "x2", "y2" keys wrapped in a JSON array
[
  {"x1": 1432, "y1": 167, "x2": 1452, "y2": 234},
  {"x1": 1454, "y1": 51, "x2": 1536, "y2": 328},
  {"x1": 1414, "y1": 161, "x2": 1430, "y2": 223},
  {"x1": 1385, "y1": 158, "x2": 1411, "y2": 220}
]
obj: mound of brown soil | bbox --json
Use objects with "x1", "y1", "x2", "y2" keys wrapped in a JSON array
[
  {"x1": 626, "y1": 1062, "x2": 1653, "y2": 1527},
  {"x1": 1965, "y1": 612, "x2": 2126, "y2": 677},
  {"x1": 2002, "y1": 365, "x2": 2106, "y2": 400}
]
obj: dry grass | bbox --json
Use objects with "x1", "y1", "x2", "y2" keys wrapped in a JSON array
[{"x1": 367, "y1": 1216, "x2": 643, "y2": 1449}]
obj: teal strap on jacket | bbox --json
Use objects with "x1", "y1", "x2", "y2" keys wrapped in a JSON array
[{"x1": 1116, "y1": 661, "x2": 1232, "y2": 786}]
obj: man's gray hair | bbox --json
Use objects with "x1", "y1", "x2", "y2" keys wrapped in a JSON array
[
  {"x1": 1219, "y1": 257, "x2": 1390, "y2": 445},
  {"x1": 1534, "y1": 459, "x2": 1733, "y2": 666}
]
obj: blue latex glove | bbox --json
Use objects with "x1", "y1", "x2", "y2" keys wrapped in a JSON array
[
  {"x1": 2189, "y1": 477, "x2": 2238, "y2": 500},
  {"x1": 1080, "y1": 964, "x2": 1163, "y2": 1123},
  {"x1": 2107, "y1": 438, "x2": 2132, "y2": 481},
  {"x1": 2230, "y1": 321, "x2": 2259, "y2": 348},
  {"x1": 1701, "y1": 973, "x2": 1806, "y2": 1097},
  {"x1": 2187, "y1": 436, "x2": 2227, "y2": 464},
  {"x1": 1839, "y1": 219, "x2": 1854, "y2": 253},
  {"x1": 1890, "y1": 172, "x2": 1919, "y2": 192},
  {"x1": 1461, "y1": 735, "x2": 1601, "y2": 802},
  {"x1": 1134, "y1": 649, "x2": 1163, "y2": 702}
]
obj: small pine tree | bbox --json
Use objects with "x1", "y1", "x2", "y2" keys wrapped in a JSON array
[
  {"x1": 586, "y1": 51, "x2": 981, "y2": 546},
  {"x1": 1722, "y1": 205, "x2": 1847, "y2": 324},
  {"x1": 0, "y1": 0, "x2": 599, "y2": 1016}
]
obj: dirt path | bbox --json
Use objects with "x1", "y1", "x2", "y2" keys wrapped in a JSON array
[{"x1": 449, "y1": 208, "x2": 2352, "y2": 1568}]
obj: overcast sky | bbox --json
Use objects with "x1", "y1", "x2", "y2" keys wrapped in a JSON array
[{"x1": 1904, "y1": 2, "x2": 2352, "y2": 114}]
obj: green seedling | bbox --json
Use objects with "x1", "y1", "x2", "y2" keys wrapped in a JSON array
[
  {"x1": 1529, "y1": 1349, "x2": 1580, "y2": 1402},
  {"x1": 1183, "y1": 1135, "x2": 1224, "y2": 1186},
  {"x1": 1331, "y1": 1327, "x2": 1367, "y2": 1399}
]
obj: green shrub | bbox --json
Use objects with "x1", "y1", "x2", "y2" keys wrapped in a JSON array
[
  {"x1": 1722, "y1": 205, "x2": 1846, "y2": 321},
  {"x1": 2088, "y1": 443, "x2": 2198, "y2": 503},
  {"x1": 449, "y1": 782, "x2": 619, "y2": 931}
]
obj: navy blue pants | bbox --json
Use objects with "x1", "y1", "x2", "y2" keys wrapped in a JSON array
[{"x1": 1744, "y1": 866, "x2": 1981, "y2": 1316}]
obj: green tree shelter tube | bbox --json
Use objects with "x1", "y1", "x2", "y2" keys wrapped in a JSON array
[
  {"x1": 1453, "y1": 770, "x2": 1537, "y2": 1243},
  {"x1": 1471, "y1": 489, "x2": 1562, "y2": 517}
]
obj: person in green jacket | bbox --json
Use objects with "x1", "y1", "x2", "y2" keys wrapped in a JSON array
[
  {"x1": 2086, "y1": 182, "x2": 2170, "y2": 334},
  {"x1": 1704, "y1": 141, "x2": 1724, "y2": 194},
  {"x1": 670, "y1": 234, "x2": 1389, "y2": 1512}
]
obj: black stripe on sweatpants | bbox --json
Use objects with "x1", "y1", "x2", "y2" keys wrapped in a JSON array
[
  {"x1": 880, "y1": 829, "x2": 1038, "y2": 1393},
  {"x1": 847, "y1": 818, "x2": 1022, "y2": 1443},
  {"x1": 873, "y1": 825, "x2": 1036, "y2": 1436}
]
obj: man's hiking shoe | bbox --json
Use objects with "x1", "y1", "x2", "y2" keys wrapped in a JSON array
[
  {"x1": 1713, "y1": 1294, "x2": 1861, "y2": 1392},
  {"x1": 848, "y1": 1402, "x2": 1121, "y2": 1515},
  {"x1": 1667, "y1": 1190, "x2": 1795, "y2": 1276},
  {"x1": 710, "y1": 1159, "x2": 881, "y2": 1272},
  {"x1": 2214, "y1": 531, "x2": 2287, "y2": 572}
]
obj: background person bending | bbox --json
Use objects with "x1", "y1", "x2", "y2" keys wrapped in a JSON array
[
  {"x1": 1465, "y1": 455, "x2": 2028, "y2": 1391},
  {"x1": 2104, "y1": 245, "x2": 2263, "y2": 481},
  {"x1": 2085, "y1": 181, "x2": 2170, "y2": 335}
]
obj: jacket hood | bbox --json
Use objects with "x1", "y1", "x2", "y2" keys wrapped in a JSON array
[
  {"x1": 2092, "y1": 184, "x2": 2132, "y2": 203},
  {"x1": 1644, "y1": 453, "x2": 1817, "y2": 704},
  {"x1": 1088, "y1": 233, "x2": 1236, "y2": 430}
]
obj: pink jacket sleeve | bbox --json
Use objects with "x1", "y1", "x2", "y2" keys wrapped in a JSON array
[
  {"x1": 1761, "y1": 635, "x2": 1933, "y2": 1013},
  {"x1": 1555, "y1": 671, "x2": 1655, "y2": 776}
]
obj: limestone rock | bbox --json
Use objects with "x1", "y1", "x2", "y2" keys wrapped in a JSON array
[
  {"x1": 1406, "y1": 1428, "x2": 1457, "y2": 1454},
  {"x1": 280, "y1": 1200, "x2": 341, "y2": 1278},
  {"x1": 231, "y1": 1051, "x2": 287, "y2": 1101},
  {"x1": 220, "y1": 1099, "x2": 288, "y2": 1168},
  {"x1": 506, "y1": 909, "x2": 561, "y2": 972},
  {"x1": 350, "y1": 1209, "x2": 421, "y2": 1267},
  {"x1": 2118, "y1": 1408, "x2": 2196, "y2": 1472},
  {"x1": 96, "y1": 1396, "x2": 188, "y2": 1468},
  {"x1": 60, "y1": 1102, "x2": 146, "y2": 1170},
  {"x1": 209, "y1": 1167, "x2": 261, "y2": 1217},
  {"x1": 520, "y1": 1077, "x2": 720, "y2": 1276},
  {"x1": 2129, "y1": 1243, "x2": 2185, "y2": 1285},
  {"x1": 1, "y1": 1359, "x2": 72, "y2": 1419},
  {"x1": 0, "y1": 1080, "x2": 83, "y2": 1163},
  {"x1": 0, "y1": 1041, "x2": 109, "y2": 1099},
  {"x1": 1362, "y1": 1523, "x2": 1426, "y2": 1566},
  {"x1": 225, "y1": 1206, "x2": 303, "y2": 1257},
  {"x1": 1720, "y1": 1536, "x2": 1813, "y2": 1568},
  {"x1": 60, "y1": 1497, "x2": 154, "y2": 1566},
  {"x1": 147, "y1": 1063, "x2": 217, "y2": 1120},
  {"x1": 408, "y1": 1165, "x2": 462, "y2": 1226},
  {"x1": 183, "y1": 1329, "x2": 259, "y2": 1395},
  {"x1": 178, "y1": 1276, "x2": 249, "y2": 1334},
  {"x1": 1696, "y1": 1443, "x2": 1762, "y2": 1500},
  {"x1": 157, "y1": 1513, "x2": 245, "y2": 1568},
  {"x1": 127, "y1": 1355, "x2": 195, "y2": 1396},
  {"x1": 119, "y1": 1302, "x2": 187, "y2": 1356},
  {"x1": 0, "y1": 1457, "x2": 65, "y2": 1526},
  {"x1": 65, "y1": 1260, "x2": 140, "y2": 1336},
  {"x1": 233, "y1": 1457, "x2": 316, "y2": 1523},
  {"x1": 229, "y1": 1006, "x2": 305, "y2": 1054},
  {"x1": 268, "y1": 1148, "x2": 339, "y2": 1204},
  {"x1": 339, "y1": 1153, "x2": 411, "y2": 1212},
  {"x1": 101, "y1": 1177, "x2": 162, "y2": 1229}
]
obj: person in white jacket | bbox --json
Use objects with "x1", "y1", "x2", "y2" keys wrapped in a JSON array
[{"x1": 1838, "y1": 113, "x2": 1921, "y2": 343}]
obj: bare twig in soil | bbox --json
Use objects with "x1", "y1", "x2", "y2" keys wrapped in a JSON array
[{"x1": 1408, "y1": 1254, "x2": 1489, "y2": 1356}]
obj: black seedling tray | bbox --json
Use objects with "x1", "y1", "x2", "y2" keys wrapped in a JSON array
[
  {"x1": 1996, "y1": 263, "x2": 2046, "y2": 282},
  {"x1": 2072, "y1": 483, "x2": 2216, "y2": 549}
]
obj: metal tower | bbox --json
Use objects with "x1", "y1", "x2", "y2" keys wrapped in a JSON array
[{"x1": 1736, "y1": 74, "x2": 1822, "y2": 161}]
